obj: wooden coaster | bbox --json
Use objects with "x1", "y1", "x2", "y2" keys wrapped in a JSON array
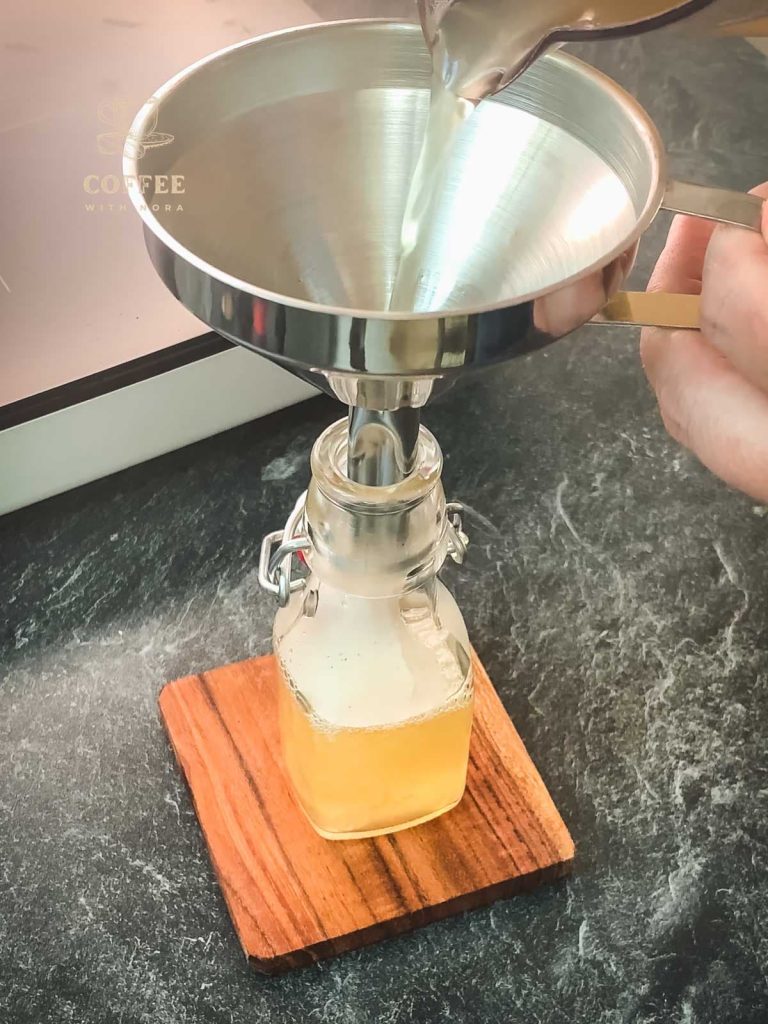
[{"x1": 159, "y1": 651, "x2": 574, "y2": 973}]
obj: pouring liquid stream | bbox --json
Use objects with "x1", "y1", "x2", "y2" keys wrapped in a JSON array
[
  {"x1": 389, "y1": 0, "x2": 768, "y2": 312},
  {"x1": 388, "y1": 82, "x2": 474, "y2": 311},
  {"x1": 389, "y1": 0, "x2": 584, "y2": 312}
]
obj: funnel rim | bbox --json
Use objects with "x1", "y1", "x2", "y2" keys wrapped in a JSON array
[{"x1": 124, "y1": 19, "x2": 667, "y2": 323}]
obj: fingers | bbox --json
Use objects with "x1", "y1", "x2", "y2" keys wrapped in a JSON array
[
  {"x1": 646, "y1": 211, "x2": 717, "y2": 295},
  {"x1": 643, "y1": 327, "x2": 768, "y2": 504},
  {"x1": 640, "y1": 183, "x2": 768, "y2": 503},
  {"x1": 699, "y1": 182, "x2": 768, "y2": 392},
  {"x1": 640, "y1": 211, "x2": 718, "y2": 421}
]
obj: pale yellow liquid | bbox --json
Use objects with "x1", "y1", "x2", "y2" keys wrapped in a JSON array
[{"x1": 278, "y1": 665, "x2": 474, "y2": 840}]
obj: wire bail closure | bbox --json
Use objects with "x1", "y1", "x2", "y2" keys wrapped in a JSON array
[
  {"x1": 259, "y1": 492, "x2": 469, "y2": 606},
  {"x1": 258, "y1": 492, "x2": 310, "y2": 607}
]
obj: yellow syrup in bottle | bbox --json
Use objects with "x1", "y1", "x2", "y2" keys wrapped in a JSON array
[
  {"x1": 275, "y1": 577, "x2": 474, "y2": 840},
  {"x1": 278, "y1": 660, "x2": 473, "y2": 840}
]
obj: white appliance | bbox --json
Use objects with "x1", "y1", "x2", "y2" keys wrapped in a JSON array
[{"x1": 0, "y1": 0, "x2": 413, "y2": 514}]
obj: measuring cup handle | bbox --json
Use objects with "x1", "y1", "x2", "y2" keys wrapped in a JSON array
[
  {"x1": 595, "y1": 291, "x2": 699, "y2": 328},
  {"x1": 661, "y1": 179, "x2": 764, "y2": 230},
  {"x1": 595, "y1": 181, "x2": 765, "y2": 329}
]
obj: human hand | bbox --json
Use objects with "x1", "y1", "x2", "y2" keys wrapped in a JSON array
[{"x1": 641, "y1": 183, "x2": 768, "y2": 502}]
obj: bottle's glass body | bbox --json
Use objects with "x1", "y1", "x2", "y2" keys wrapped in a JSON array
[{"x1": 272, "y1": 420, "x2": 473, "y2": 841}]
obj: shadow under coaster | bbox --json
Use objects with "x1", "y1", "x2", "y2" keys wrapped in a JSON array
[{"x1": 158, "y1": 650, "x2": 575, "y2": 973}]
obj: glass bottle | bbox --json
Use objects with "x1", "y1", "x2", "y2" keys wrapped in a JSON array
[{"x1": 267, "y1": 419, "x2": 473, "y2": 841}]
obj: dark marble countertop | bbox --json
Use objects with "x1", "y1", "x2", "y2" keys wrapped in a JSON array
[{"x1": 2, "y1": 32, "x2": 768, "y2": 1024}]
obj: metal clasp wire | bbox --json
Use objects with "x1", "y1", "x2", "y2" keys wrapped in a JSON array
[
  {"x1": 445, "y1": 501, "x2": 469, "y2": 564},
  {"x1": 260, "y1": 493, "x2": 469, "y2": 602},
  {"x1": 258, "y1": 491, "x2": 310, "y2": 606}
]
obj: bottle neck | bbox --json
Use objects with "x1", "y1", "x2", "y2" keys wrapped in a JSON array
[
  {"x1": 259, "y1": 420, "x2": 469, "y2": 607},
  {"x1": 304, "y1": 418, "x2": 449, "y2": 598}
]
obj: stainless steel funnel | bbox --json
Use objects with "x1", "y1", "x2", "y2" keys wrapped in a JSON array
[{"x1": 124, "y1": 20, "x2": 762, "y2": 431}]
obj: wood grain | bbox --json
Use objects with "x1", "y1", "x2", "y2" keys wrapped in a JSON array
[{"x1": 159, "y1": 651, "x2": 574, "y2": 973}]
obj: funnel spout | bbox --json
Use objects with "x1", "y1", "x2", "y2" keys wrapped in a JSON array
[{"x1": 347, "y1": 407, "x2": 421, "y2": 486}]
